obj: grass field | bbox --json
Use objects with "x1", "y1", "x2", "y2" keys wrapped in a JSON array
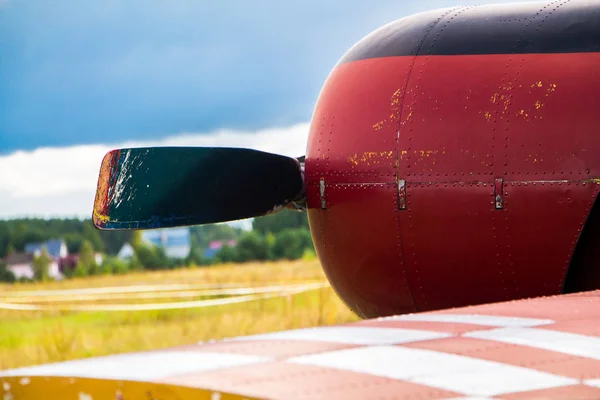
[{"x1": 0, "y1": 260, "x2": 359, "y2": 370}]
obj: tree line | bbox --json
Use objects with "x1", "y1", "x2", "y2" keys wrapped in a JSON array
[{"x1": 0, "y1": 210, "x2": 315, "y2": 283}]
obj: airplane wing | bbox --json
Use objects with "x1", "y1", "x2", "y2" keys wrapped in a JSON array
[{"x1": 2, "y1": 290, "x2": 600, "y2": 400}]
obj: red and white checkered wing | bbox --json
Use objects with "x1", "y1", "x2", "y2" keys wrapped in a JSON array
[{"x1": 2, "y1": 290, "x2": 600, "y2": 399}]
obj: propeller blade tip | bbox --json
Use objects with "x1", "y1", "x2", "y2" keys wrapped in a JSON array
[{"x1": 92, "y1": 150, "x2": 119, "y2": 229}]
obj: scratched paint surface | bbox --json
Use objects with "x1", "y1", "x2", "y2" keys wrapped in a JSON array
[
  {"x1": 305, "y1": 57, "x2": 412, "y2": 186},
  {"x1": 399, "y1": 53, "x2": 600, "y2": 182},
  {"x1": 305, "y1": 1, "x2": 600, "y2": 317}
]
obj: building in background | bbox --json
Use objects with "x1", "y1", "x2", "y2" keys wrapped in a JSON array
[
  {"x1": 58, "y1": 253, "x2": 104, "y2": 274},
  {"x1": 24, "y1": 239, "x2": 68, "y2": 259},
  {"x1": 117, "y1": 243, "x2": 135, "y2": 260},
  {"x1": 1, "y1": 239, "x2": 69, "y2": 280},
  {"x1": 142, "y1": 228, "x2": 191, "y2": 259},
  {"x1": 4, "y1": 253, "x2": 61, "y2": 280},
  {"x1": 204, "y1": 240, "x2": 238, "y2": 259},
  {"x1": 6, "y1": 238, "x2": 105, "y2": 279}
]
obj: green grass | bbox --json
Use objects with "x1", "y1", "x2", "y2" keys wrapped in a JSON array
[{"x1": 0, "y1": 260, "x2": 359, "y2": 370}]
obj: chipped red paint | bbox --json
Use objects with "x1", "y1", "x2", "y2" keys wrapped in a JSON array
[
  {"x1": 92, "y1": 149, "x2": 120, "y2": 227},
  {"x1": 305, "y1": 52, "x2": 600, "y2": 317}
]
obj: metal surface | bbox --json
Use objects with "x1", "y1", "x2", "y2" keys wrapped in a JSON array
[
  {"x1": 0, "y1": 377, "x2": 254, "y2": 400},
  {"x1": 319, "y1": 178, "x2": 326, "y2": 210},
  {"x1": 494, "y1": 178, "x2": 504, "y2": 209},
  {"x1": 93, "y1": 147, "x2": 304, "y2": 230},
  {"x1": 338, "y1": 1, "x2": 600, "y2": 63},
  {"x1": 306, "y1": 0, "x2": 600, "y2": 317},
  {"x1": 3, "y1": 290, "x2": 600, "y2": 399},
  {"x1": 398, "y1": 179, "x2": 407, "y2": 210}
]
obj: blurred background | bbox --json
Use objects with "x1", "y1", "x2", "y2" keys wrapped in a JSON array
[{"x1": 0, "y1": 0, "x2": 517, "y2": 369}]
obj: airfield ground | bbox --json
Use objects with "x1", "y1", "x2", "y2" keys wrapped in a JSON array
[{"x1": 0, "y1": 260, "x2": 358, "y2": 370}]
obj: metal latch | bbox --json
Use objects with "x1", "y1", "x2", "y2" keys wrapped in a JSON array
[
  {"x1": 398, "y1": 179, "x2": 406, "y2": 210},
  {"x1": 320, "y1": 178, "x2": 327, "y2": 210},
  {"x1": 494, "y1": 178, "x2": 504, "y2": 209}
]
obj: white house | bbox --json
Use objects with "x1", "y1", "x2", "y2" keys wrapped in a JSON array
[
  {"x1": 24, "y1": 239, "x2": 68, "y2": 259},
  {"x1": 117, "y1": 243, "x2": 135, "y2": 260},
  {"x1": 4, "y1": 253, "x2": 61, "y2": 280},
  {"x1": 115, "y1": 228, "x2": 191, "y2": 260},
  {"x1": 94, "y1": 253, "x2": 104, "y2": 265},
  {"x1": 142, "y1": 228, "x2": 191, "y2": 259}
]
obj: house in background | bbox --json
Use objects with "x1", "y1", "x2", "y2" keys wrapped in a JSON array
[
  {"x1": 117, "y1": 243, "x2": 135, "y2": 260},
  {"x1": 59, "y1": 254, "x2": 79, "y2": 273},
  {"x1": 204, "y1": 240, "x2": 238, "y2": 259},
  {"x1": 59, "y1": 253, "x2": 104, "y2": 274},
  {"x1": 24, "y1": 239, "x2": 68, "y2": 259},
  {"x1": 142, "y1": 228, "x2": 191, "y2": 259},
  {"x1": 115, "y1": 228, "x2": 192, "y2": 261},
  {"x1": 4, "y1": 253, "x2": 61, "y2": 280},
  {"x1": 2, "y1": 239, "x2": 69, "y2": 280},
  {"x1": 3, "y1": 238, "x2": 106, "y2": 280}
]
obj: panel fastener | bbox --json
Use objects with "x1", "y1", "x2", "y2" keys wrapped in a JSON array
[
  {"x1": 398, "y1": 179, "x2": 407, "y2": 210},
  {"x1": 494, "y1": 178, "x2": 504, "y2": 209},
  {"x1": 320, "y1": 178, "x2": 327, "y2": 210}
]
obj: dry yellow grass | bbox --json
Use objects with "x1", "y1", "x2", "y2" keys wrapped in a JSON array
[{"x1": 0, "y1": 260, "x2": 359, "y2": 370}]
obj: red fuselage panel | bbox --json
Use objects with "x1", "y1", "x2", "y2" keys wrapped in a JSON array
[{"x1": 305, "y1": 1, "x2": 600, "y2": 317}]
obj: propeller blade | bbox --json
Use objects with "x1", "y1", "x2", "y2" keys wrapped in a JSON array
[{"x1": 92, "y1": 147, "x2": 305, "y2": 230}]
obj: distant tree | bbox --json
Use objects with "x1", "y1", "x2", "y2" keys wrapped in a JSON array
[
  {"x1": 253, "y1": 209, "x2": 309, "y2": 235},
  {"x1": 186, "y1": 246, "x2": 206, "y2": 267},
  {"x1": 64, "y1": 233, "x2": 83, "y2": 253},
  {"x1": 83, "y1": 221, "x2": 105, "y2": 252},
  {"x1": 272, "y1": 229, "x2": 312, "y2": 260},
  {"x1": 79, "y1": 240, "x2": 94, "y2": 261},
  {"x1": 130, "y1": 230, "x2": 144, "y2": 250},
  {"x1": 298, "y1": 228, "x2": 315, "y2": 252},
  {"x1": 134, "y1": 244, "x2": 155, "y2": 269},
  {"x1": 236, "y1": 231, "x2": 269, "y2": 262},
  {"x1": 265, "y1": 232, "x2": 276, "y2": 260},
  {"x1": 73, "y1": 263, "x2": 88, "y2": 278},
  {"x1": 23, "y1": 228, "x2": 48, "y2": 247},
  {"x1": 133, "y1": 243, "x2": 171, "y2": 270},
  {"x1": 32, "y1": 247, "x2": 52, "y2": 281},
  {"x1": 189, "y1": 224, "x2": 243, "y2": 250},
  {"x1": 112, "y1": 259, "x2": 129, "y2": 274},
  {"x1": 75, "y1": 240, "x2": 98, "y2": 276},
  {"x1": 4, "y1": 243, "x2": 16, "y2": 257},
  {"x1": 13, "y1": 221, "x2": 28, "y2": 251},
  {"x1": 0, "y1": 260, "x2": 16, "y2": 283},
  {"x1": 98, "y1": 229, "x2": 133, "y2": 255},
  {"x1": 0, "y1": 218, "x2": 133, "y2": 257},
  {"x1": 62, "y1": 265, "x2": 75, "y2": 279},
  {"x1": 101, "y1": 257, "x2": 129, "y2": 275},
  {"x1": 302, "y1": 248, "x2": 317, "y2": 261},
  {"x1": 131, "y1": 231, "x2": 174, "y2": 269},
  {"x1": 128, "y1": 253, "x2": 143, "y2": 271},
  {"x1": 0, "y1": 269, "x2": 16, "y2": 283},
  {"x1": 98, "y1": 258, "x2": 114, "y2": 275},
  {"x1": 186, "y1": 235, "x2": 203, "y2": 266},
  {"x1": 216, "y1": 245, "x2": 238, "y2": 263},
  {"x1": 153, "y1": 246, "x2": 171, "y2": 269}
]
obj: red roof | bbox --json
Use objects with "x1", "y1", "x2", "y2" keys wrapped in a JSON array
[{"x1": 3, "y1": 253, "x2": 34, "y2": 266}]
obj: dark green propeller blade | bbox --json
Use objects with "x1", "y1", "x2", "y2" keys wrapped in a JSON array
[{"x1": 92, "y1": 147, "x2": 304, "y2": 230}]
